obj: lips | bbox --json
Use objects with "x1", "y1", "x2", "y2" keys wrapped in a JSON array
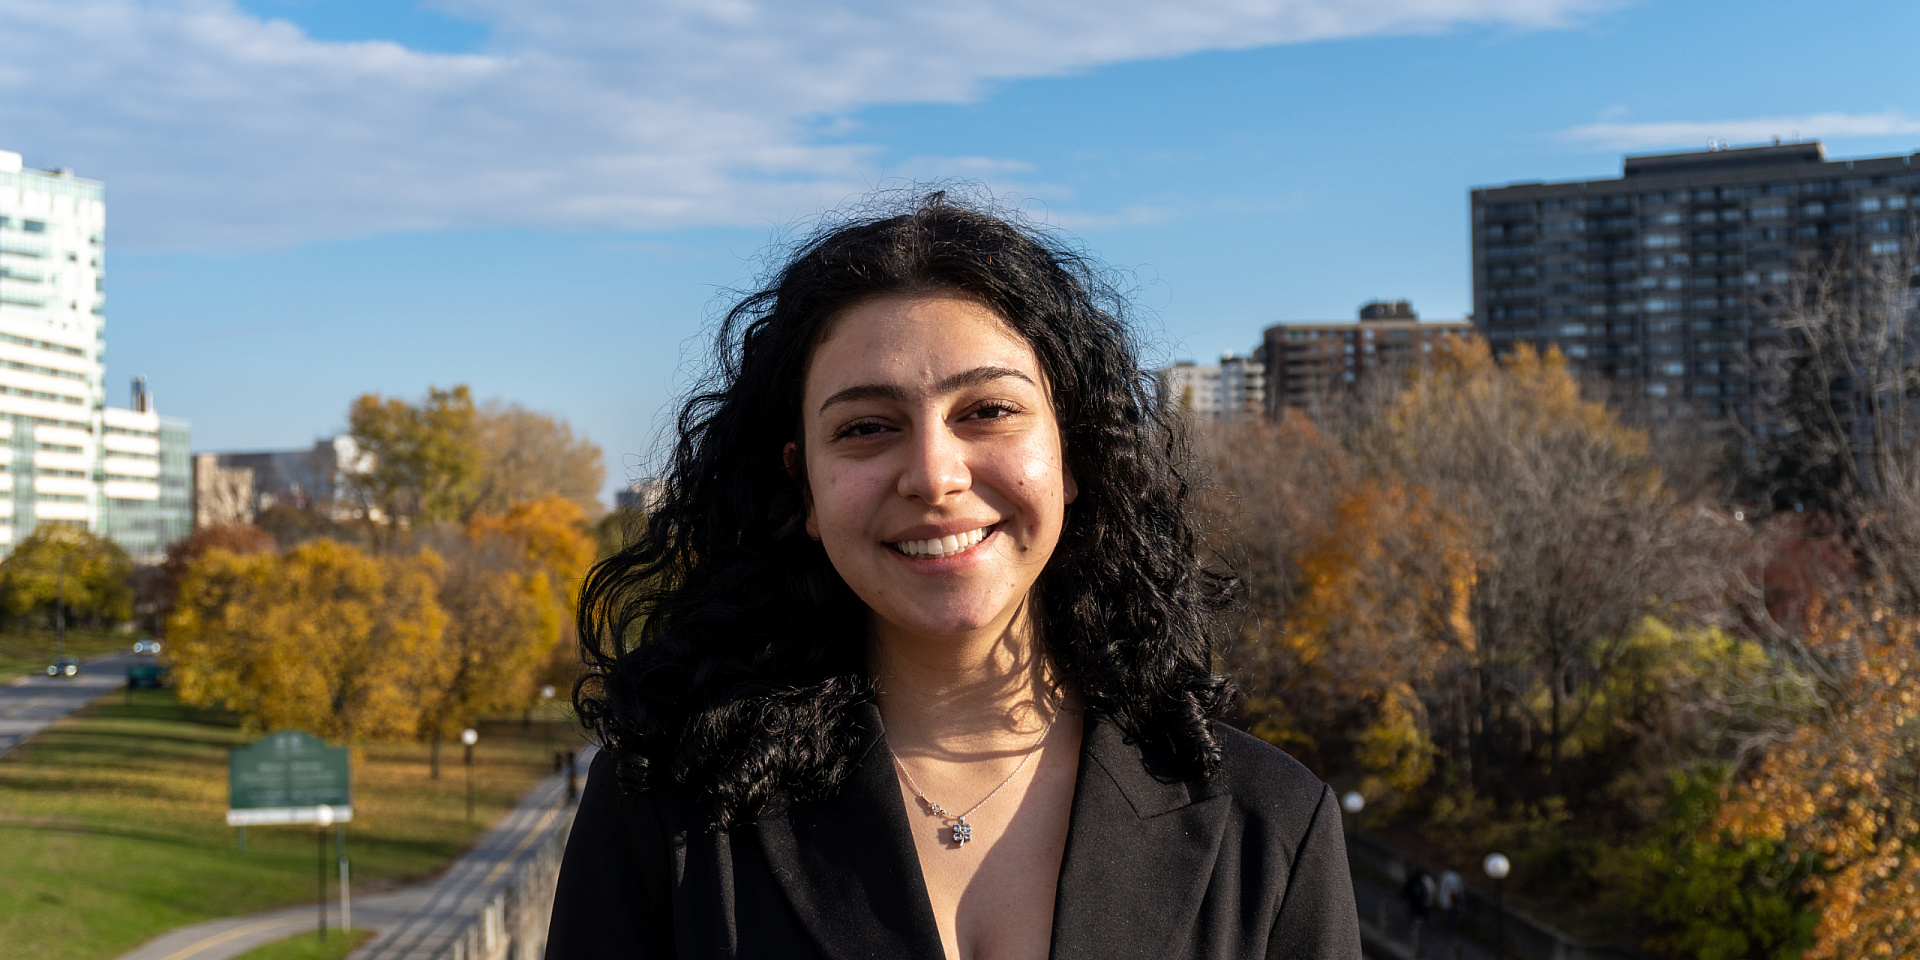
[{"x1": 887, "y1": 524, "x2": 993, "y2": 559}]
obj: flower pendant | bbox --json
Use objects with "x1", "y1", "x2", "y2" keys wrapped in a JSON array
[{"x1": 951, "y1": 819, "x2": 973, "y2": 845}]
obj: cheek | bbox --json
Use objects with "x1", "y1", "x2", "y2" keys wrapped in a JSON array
[
  {"x1": 1000, "y1": 449, "x2": 1071, "y2": 524},
  {"x1": 807, "y1": 460, "x2": 888, "y2": 542}
]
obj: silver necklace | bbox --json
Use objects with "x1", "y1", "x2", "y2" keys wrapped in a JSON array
[{"x1": 891, "y1": 705, "x2": 1059, "y2": 847}]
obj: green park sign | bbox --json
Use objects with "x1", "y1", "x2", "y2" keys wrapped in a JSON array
[{"x1": 227, "y1": 730, "x2": 353, "y2": 826}]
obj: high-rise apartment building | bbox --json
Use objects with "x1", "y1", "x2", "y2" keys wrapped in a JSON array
[
  {"x1": 1158, "y1": 351, "x2": 1266, "y2": 421},
  {"x1": 1472, "y1": 141, "x2": 1919, "y2": 420},
  {"x1": 1258, "y1": 301, "x2": 1473, "y2": 416},
  {"x1": 1, "y1": 147, "x2": 190, "y2": 559}
]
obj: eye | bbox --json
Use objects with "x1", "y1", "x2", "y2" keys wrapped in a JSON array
[
  {"x1": 964, "y1": 401, "x2": 1023, "y2": 422},
  {"x1": 832, "y1": 419, "x2": 890, "y2": 440}
]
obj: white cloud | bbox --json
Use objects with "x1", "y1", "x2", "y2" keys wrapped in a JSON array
[
  {"x1": 1562, "y1": 110, "x2": 1920, "y2": 151},
  {"x1": 1, "y1": 0, "x2": 1602, "y2": 249}
]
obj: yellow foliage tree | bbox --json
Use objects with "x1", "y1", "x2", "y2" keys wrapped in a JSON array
[
  {"x1": 1286, "y1": 477, "x2": 1478, "y2": 799},
  {"x1": 346, "y1": 384, "x2": 483, "y2": 539},
  {"x1": 415, "y1": 495, "x2": 597, "y2": 775},
  {"x1": 167, "y1": 540, "x2": 446, "y2": 742},
  {"x1": 1360, "y1": 339, "x2": 1729, "y2": 791},
  {"x1": 1721, "y1": 603, "x2": 1920, "y2": 959}
]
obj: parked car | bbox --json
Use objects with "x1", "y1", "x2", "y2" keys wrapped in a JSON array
[
  {"x1": 47, "y1": 655, "x2": 79, "y2": 678},
  {"x1": 126, "y1": 664, "x2": 167, "y2": 689}
]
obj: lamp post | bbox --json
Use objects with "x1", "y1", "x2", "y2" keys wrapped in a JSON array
[
  {"x1": 1339, "y1": 790, "x2": 1364, "y2": 842},
  {"x1": 461, "y1": 728, "x2": 478, "y2": 824},
  {"x1": 540, "y1": 686, "x2": 556, "y2": 752},
  {"x1": 315, "y1": 805, "x2": 334, "y2": 942},
  {"x1": 1483, "y1": 852, "x2": 1510, "y2": 958}
]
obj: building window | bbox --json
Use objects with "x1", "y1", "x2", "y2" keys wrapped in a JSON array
[
  {"x1": 22, "y1": 220, "x2": 46, "y2": 233},
  {"x1": 1871, "y1": 240, "x2": 1903, "y2": 255},
  {"x1": 1861, "y1": 197, "x2": 1883, "y2": 212}
]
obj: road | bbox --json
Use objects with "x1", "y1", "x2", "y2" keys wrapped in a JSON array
[
  {"x1": 116, "y1": 746, "x2": 593, "y2": 960},
  {"x1": 0, "y1": 649, "x2": 147, "y2": 757}
]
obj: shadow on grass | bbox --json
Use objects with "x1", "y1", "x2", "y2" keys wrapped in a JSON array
[{"x1": 0, "y1": 818, "x2": 217, "y2": 852}]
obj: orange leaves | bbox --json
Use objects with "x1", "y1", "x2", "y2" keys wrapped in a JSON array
[
  {"x1": 1282, "y1": 477, "x2": 1479, "y2": 797},
  {"x1": 1721, "y1": 605, "x2": 1920, "y2": 959},
  {"x1": 1291, "y1": 477, "x2": 1478, "y2": 677},
  {"x1": 465, "y1": 494, "x2": 597, "y2": 605}
]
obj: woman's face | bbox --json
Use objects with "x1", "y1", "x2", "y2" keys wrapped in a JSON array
[{"x1": 796, "y1": 292, "x2": 1076, "y2": 647}]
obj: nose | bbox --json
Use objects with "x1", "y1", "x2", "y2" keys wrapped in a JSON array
[{"x1": 897, "y1": 419, "x2": 970, "y2": 504}]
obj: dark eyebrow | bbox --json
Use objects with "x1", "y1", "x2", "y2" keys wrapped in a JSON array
[{"x1": 817, "y1": 365, "x2": 1036, "y2": 414}]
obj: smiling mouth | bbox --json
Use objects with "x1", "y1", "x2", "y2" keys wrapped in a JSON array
[{"x1": 887, "y1": 524, "x2": 994, "y2": 559}]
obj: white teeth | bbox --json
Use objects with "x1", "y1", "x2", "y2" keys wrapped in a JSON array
[{"x1": 891, "y1": 526, "x2": 990, "y2": 558}]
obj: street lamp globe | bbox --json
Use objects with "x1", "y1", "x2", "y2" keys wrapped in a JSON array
[
  {"x1": 1340, "y1": 791, "x2": 1365, "y2": 815},
  {"x1": 316, "y1": 805, "x2": 334, "y2": 827},
  {"x1": 1483, "y1": 852, "x2": 1511, "y2": 879},
  {"x1": 461, "y1": 728, "x2": 478, "y2": 747},
  {"x1": 540, "y1": 685, "x2": 556, "y2": 701}
]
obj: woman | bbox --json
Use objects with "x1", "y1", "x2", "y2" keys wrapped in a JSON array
[{"x1": 547, "y1": 195, "x2": 1360, "y2": 960}]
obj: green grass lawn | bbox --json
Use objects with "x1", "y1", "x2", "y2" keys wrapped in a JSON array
[
  {"x1": 231, "y1": 929, "x2": 374, "y2": 960},
  {"x1": 0, "y1": 688, "x2": 583, "y2": 960},
  {"x1": 0, "y1": 628, "x2": 141, "y2": 683}
]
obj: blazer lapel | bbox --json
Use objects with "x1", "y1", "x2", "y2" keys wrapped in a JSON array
[
  {"x1": 757, "y1": 702, "x2": 946, "y2": 960},
  {"x1": 1049, "y1": 713, "x2": 1230, "y2": 960}
]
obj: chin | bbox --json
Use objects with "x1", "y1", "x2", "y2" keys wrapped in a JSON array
[{"x1": 883, "y1": 601, "x2": 1019, "y2": 640}]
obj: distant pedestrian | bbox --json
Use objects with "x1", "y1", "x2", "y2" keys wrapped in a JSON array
[
  {"x1": 564, "y1": 748, "x2": 578, "y2": 802},
  {"x1": 1437, "y1": 868, "x2": 1465, "y2": 924},
  {"x1": 1403, "y1": 868, "x2": 1435, "y2": 920}
]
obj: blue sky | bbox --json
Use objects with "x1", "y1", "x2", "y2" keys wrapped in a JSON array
[{"x1": 5, "y1": 0, "x2": 1919, "y2": 500}]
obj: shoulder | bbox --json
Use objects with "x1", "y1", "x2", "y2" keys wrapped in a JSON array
[{"x1": 1203, "y1": 721, "x2": 1336, "y2": 828}]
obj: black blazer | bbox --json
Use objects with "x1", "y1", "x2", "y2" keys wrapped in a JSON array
[{"x1": 546, "y1": 705, "x2": 1361, "y2": 959}]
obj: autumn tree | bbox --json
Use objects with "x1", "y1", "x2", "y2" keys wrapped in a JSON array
[
  {"x1": 1286, "y1": 478, "x2": 1479, "y2": 801},
  {"x1": 1355, "y1": 340, "x2": 1740, "y2": 795},
  {"x1": 0, "y1": 526, "x2": 134, "y2": 629},
  {"x1": 1721, "y1": 600, "x2": 1920, "y2": 959},
  {"x1": 1745, "y1": 245, "x2": 1920, "y2": 606},
  {"x1": 167, "y1": 540, "x2": 446, "y2": 742},
  {"x1": 473, "y1": 402, "x2": 607, "y2": 520},
  {"x1": 346, "y1": 384, "x2": 483, "y2": 540},
  {"x1": 414, "y1": 495, "x2": 595, "y2": 775}
]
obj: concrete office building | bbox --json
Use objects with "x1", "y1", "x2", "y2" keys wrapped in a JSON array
[
  {"x1": 1472, "y1": 141, "x2": 1920, "y2": 419},
  {"x1": 193, "y1": 436, "x2": 367, "y2": 528},
  {"x1": 1257, "y1": 301, "x2": 1473, "y2": 416},
  {"x1": 1158, "y1": 351, "x2": 1266, "y2": 422},
  {"x1": 0, "y1": 147, "x2": 191, "y2": 559}
]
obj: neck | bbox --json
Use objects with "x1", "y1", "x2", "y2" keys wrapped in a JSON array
[{"x1": 870, "y1": 610, "x2": 1058, "y2": 755}]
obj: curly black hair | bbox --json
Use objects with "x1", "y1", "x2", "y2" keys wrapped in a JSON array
[{"x1": 575, "y1": 191, "x2": 1234, "y2": 828}]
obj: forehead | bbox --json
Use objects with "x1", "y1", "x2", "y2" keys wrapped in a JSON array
[{"x1": 804, "y1": 293, "x2": 1042, "y2": 396}]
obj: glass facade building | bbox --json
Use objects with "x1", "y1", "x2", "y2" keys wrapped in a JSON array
[{"x1": 1, "y1": 147, "x2": 190, "y2": 560}]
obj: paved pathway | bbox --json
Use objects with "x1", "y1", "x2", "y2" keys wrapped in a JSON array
[
  {"x1": 1, "y1": 649, "x2": 147, "y2": 757},
  {"x1": 1354, "y1": 865, "x2": 1502, "y2": 960},
  {"x1": 115, "y1": 747, "x2": 593, "y2": 960}
]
